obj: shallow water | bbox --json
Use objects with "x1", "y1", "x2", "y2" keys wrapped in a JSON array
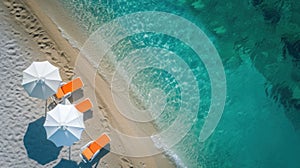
[{"x1": 58, "y1": 0, "x2": 300, "y2": 167}]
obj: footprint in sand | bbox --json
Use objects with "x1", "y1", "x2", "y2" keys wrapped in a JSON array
[
  {"x1": 99, "y1": 116, "x2": 111, "y2": 132},
  {"x1": 4, "y1": 0, "x2": 72, "y2": 72},
  {"x1": 4, "y1": 41, "x2": 17, "y2": 55},
  {"x1": 120, "y1": 157, "x2": 134, "y2": 168}
]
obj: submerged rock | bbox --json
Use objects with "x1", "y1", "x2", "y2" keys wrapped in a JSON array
[
  {"x1": 286, "y1": 40, "x2": 300, "y2": 60},
  {"x1": 282, "y1": 34, "x2": 300, "y2": 60},
  {"x1": 262, "y1": 7, "x2": 281, "y2": 24},
  {"x1": 251, "y1": 0, "x2": 263, "y2": 7}
]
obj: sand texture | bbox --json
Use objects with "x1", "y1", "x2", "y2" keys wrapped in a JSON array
[
  {"x1": 0, "y1": 0, "x2": 175, "y2": 167},
  {"x1": 0, "y1": 2, "x2": 85, "y2": 167}
]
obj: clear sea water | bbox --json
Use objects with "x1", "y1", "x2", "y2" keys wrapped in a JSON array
[{"x1": 58, "y1": 0, "x2": 300, "y2": 167}]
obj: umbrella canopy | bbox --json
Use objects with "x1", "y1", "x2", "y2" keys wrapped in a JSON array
[
  {"x1": 22, "y1": 61, "x2": 62, "y2": 100},
  {"x1": 44, "y1": 104, "x2": 85, "y2": 147}
]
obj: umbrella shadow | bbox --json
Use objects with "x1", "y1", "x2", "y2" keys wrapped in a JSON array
[
  {"x1": 23, "y1": 117, "x2": 62, "y2": 165},
  {"x1": 54, "y1": 159, "x2": 78, "y2": 168},
  {"x1": 78, "y1": 144, "x2": 110, "y2": 168}
]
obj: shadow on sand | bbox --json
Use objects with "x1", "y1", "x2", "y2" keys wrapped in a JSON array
[
  {"x1": 78, "y1": 144, "x2": 110, "y2": 168},
  {"x1": 53, "y1": 144, "x2": 110, "y2": 168},
  {"x1": 69, "y1": 89, "x2": 84, "y2": 103},
  {"x1": 54, "y1": 159, "x2": 78, "y2": 168},
  {"x1": 83, "y1": 109, "x2": 93, "y2": 121},
  {"x1": 23, "y1": 117, "x2": 62, "y2": 165}
]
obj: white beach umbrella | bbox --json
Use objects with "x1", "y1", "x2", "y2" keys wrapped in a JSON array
[
  {"x1": 43, "y1": 104, "x2": 85, "y2": 147},
  {"x1": 22, "y1": 61, "x2": 62, "y2": 100}
]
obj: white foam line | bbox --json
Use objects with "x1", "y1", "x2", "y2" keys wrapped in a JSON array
[{"x1": 151, "y1": 135, "x2": 187, "y2": 168}]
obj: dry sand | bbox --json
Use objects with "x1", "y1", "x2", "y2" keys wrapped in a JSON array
[
  {"x1": 0, "y1": 1, "x2": 83, "y2": 167},
  {"x1": 0, "y1": 0, "x2": 175, "y2": 167}
]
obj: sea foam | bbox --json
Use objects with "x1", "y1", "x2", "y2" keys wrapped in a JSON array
[{"x1": 151, "y1": 135, "x2": 187, "y2": 168}]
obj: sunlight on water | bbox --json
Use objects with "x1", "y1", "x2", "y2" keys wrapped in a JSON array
[{"x1": 59, "y1": 0, "x2": 300, "y2": 167}]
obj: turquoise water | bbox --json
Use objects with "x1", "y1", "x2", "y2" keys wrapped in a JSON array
[{"x1": 59, "y1": 0, "x2": 300, "y2": 167}]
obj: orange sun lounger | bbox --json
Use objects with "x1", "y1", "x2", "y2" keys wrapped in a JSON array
[
  {"x1": 80, "y1": 133, "x2": 111, "y2": 163},
  {"x1": 75, "y1": 98, "x2": 93, "y2": 113},
  {"x1": 55, "y1": 77, "x2": 84, "y2": 99}
]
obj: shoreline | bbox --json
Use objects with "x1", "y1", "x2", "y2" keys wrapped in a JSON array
[{"x1": 3, "y1": 0, "x2": 176, "y2": 167}]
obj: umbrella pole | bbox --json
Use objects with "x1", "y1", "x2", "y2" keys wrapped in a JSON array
[
  {"x1": 69, "y1": 146, "x2": 71, "y2": 160},
  {"x1": 45, "y1": 100, "x2": 47, "y2": 116}
]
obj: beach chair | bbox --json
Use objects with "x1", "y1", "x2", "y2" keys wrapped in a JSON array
[
  {"x1": 75, "y1": 98, "x2": 93, "y2": 113},
  {"x1": 80, "y1": 133, "x2": 111, "y2": 163},
  {"x1": 55, "y1": 77, "x2": 84, "y2": 99}
]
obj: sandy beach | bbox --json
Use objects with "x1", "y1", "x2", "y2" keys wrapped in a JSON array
[
  {"x1": 2, "y1": 0, "x2": 300, "y2": 167},
  {"x1": 0, "y1": 0, "x2": 175, "y2": 167}
]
